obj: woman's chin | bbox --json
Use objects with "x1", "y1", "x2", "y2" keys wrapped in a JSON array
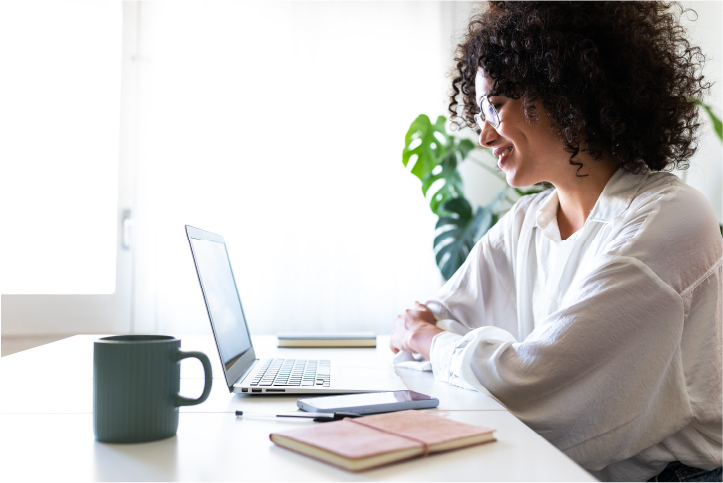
[
  {"x1": 505, "y1": 170, "x2": 541, "y2": 189},
  {"x1": 500, "y1": 160, "x2": 521, "y2": 185},
  {"x1": 504, "y1": 171, "x2": 524, "y2": 188}
]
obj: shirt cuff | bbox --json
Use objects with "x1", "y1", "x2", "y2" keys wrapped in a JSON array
[{"x1": 429, "y1": 331, "x2": 463, "y2": 383}]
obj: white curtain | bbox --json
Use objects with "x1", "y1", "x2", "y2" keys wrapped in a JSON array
[{"x1": 133, "y1": 1, "x2": 465, "y2": 335}]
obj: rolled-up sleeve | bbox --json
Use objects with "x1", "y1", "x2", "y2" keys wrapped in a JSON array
[
  {"x1": 428, "y1": 255, "x2": 694, "y2": 470},
  {"x1": 429, "y1": 331, "x2": 461, "y2": 384}
]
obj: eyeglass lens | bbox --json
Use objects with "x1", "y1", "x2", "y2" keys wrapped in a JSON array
[{"x1": 476, "y1": 98, "x2": 499, "y2": 129}]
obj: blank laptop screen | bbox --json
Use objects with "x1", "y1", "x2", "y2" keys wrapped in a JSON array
[{"x1": 189, "y1": 238, "x2": 252, "y2": 367}]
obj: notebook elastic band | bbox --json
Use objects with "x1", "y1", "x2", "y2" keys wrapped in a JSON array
[{"x1": 344, "y1": 418, "x2": 431, "y2": 457}]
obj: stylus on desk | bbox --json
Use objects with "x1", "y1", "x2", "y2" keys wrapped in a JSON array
[{"x1": 234, "y1": 410, "x2": 362, "y2": 422}]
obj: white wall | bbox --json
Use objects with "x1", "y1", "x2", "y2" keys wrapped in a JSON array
[{"x1": 679, "y1": 1, "x2": 723, "y2": 222}]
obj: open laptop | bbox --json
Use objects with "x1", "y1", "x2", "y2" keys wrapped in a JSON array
[{"x1": 185, "y1": 225, "x2": 407, "y2": 395}]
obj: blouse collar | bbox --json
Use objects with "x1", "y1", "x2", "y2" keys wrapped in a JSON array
[
  {"x1": 535, "y1": 168, "x2": 649, "y2": 242},
  {"x1": 587, "y1": 168, "x2": 648, "y2": 223}
]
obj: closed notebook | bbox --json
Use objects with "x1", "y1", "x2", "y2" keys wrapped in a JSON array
[
  {"x1": 269, "y1": 410, "x2": 496, "y2": 472},
  {"x1": 276, "y1": 332, "x2": 376, "y2": 348}
]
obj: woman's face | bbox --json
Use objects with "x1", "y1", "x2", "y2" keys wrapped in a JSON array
[{"x1": 475, "y1": 69, "x2": 569, "y2": 187}]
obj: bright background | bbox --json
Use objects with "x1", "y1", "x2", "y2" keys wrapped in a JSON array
[{"x1": 1, "y1": 1, "x2": 720, "y2": 339}]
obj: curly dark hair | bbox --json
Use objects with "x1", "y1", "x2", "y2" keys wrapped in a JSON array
[{"x1": 449, "y1": 1, "x2": 711, "y2": 174}]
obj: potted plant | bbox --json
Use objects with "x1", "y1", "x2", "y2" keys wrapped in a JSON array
[{"x1": 403, "y1": 103, "x2": 722, "y2": 280}]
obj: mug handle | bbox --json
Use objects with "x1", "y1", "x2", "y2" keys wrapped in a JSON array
[{"x1": 174, "y1": 350, "x2": 213, "y2": 407}]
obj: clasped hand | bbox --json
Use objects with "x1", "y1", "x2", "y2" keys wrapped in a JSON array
[{"x1": 389, "y1": 301, "x2": 444, "y2": 360}]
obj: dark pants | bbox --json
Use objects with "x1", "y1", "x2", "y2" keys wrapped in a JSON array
[{"x1": 648, "y1": 462, "x2": 722, "y2": 482}]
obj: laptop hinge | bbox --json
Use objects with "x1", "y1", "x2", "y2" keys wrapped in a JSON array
[{"x1": 235, "y1": 359, "x2": 259, "y2": 386}]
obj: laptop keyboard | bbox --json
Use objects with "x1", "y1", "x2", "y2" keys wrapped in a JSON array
[{"x1": 250, "y1": 359, "x2": 331, "y2": 387}]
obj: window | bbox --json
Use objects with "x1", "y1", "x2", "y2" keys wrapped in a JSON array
[{"x1": 0, "y1": 1, "x2": 122, "y2": 294}]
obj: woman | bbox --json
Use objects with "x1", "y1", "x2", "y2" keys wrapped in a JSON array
[{"x1": 389, "y1": 2, "x2": 722, "y2": 481}]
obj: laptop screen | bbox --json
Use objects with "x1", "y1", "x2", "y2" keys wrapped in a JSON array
[{"x1": 189, "y1": 237, "x2": 252, "y2": 368}]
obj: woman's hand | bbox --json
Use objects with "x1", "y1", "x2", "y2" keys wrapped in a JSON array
[{"x1": 389, "y1": 302, "x2": 444, "y2": 360}]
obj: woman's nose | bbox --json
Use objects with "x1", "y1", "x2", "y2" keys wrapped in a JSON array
[{"x1": 478, "y1": 121, "x2": 498, "y2": 147}]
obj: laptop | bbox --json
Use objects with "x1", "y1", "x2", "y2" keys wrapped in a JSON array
[{"x1": 185, "y1": 225, "x2": 407, "y2": 395}]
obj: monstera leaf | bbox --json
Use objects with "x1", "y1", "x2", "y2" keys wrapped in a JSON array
[
  {"x1": 403, "y1": 114, "x2": 442, "y2": 182},
  {"x1": 402, "y1": 114, "x2": 548, "y2": 279},
  {"x1": 433, "y1": 190, "x2": 507, "y2": 280},
  {"x1": 403, "y1": 115, "x2": 476, "y2": 216}
]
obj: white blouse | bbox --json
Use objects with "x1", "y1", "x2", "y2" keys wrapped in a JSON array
[{"x1": 426, "y1": 168, "x2": 722, "y2": 481}]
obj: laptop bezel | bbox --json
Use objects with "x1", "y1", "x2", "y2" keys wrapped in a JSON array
[{"x1": 185, "y1": 225, "x2": 257, "y2": 392}]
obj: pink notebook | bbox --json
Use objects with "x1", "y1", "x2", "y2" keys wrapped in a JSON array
[{"x1": 270, "y1": 410, "x2": 496, "y2": 472}]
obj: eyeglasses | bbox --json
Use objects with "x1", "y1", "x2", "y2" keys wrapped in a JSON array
[{"x1": 474, "y1": 96, "x2": 500, "y2": 130}]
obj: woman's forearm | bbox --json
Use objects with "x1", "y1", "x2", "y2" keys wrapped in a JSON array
[
  {"x1": 409, "y1": 323, "x2": 443, "y2": 360},
  {"x1": 389, "y1": 302, "x2": 444, "y2": 358}
]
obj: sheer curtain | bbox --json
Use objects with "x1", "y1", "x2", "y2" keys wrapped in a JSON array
[{"x1": 132, "y1": 1, "x2": 466, "y2": 335}]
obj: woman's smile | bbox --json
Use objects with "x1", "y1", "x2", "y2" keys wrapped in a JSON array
[{"x1": 493, "y1": 145, "x2": 514, "y2": 168}]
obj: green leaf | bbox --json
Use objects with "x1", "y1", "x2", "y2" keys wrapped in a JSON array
[
  {"x1": 429, "y1": 190, "x2": 458, "y2": 217},
  {"x1": 693, "y1": 99, "x2": 723, "y2": 142},
  {"x1": 456, "y1": 138, "x2": 476, "y2": 161},
  {"x1": 421, "y1": 152, "x2": 461, "y2": 196},
  {"x1": 436, "y1": 196, "x2": 473, "y2": 219},
  {"x1": 402, "y1": 115, "x2": 443, "y2": 181},
  {"x1": 432, "y1": 197, "x2": 472, "y2": 280},
  {"x1": 435, "y1": 241, "x2": 471, "y2": 280},
  {"x1": 423, "y1": 168, "x2": 463, "y2": 216},
  {"x1": 433, "y1": 115, "x2": 448, "y2": 134},
  {"x1": 431, "y1": 190, "x2": 512, "y2": 280},
  {"x1": 469, "y1": 206, "x2": 493, "y2": 242},
  {"x1": 403, "y1": 114, "x2": 478, "y2": 216},
  {"x1": 704, "y1": 105, "x2": 723, "y2": 141}
]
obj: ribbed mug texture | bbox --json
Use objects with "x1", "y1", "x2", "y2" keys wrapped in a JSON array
[{"x1": 94, "y1": 335, "x2": 181, "y2": 443}]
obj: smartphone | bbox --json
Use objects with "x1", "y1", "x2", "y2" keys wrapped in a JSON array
[{"x1": 297, "y1": 390, "x2": 439, "y2": 414}]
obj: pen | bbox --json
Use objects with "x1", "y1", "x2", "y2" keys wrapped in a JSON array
[{"x1": 234, "y1": 410, "x2": 362, "y2": 422}]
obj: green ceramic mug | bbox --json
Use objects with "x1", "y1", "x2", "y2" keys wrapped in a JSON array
[{"x1": 93, "y1": 335, "x2": 212, "y2": 443}]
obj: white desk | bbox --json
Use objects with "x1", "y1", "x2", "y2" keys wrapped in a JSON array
[{"x1": 0, "y1": 335, "x2": 596, "y2": 481}]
